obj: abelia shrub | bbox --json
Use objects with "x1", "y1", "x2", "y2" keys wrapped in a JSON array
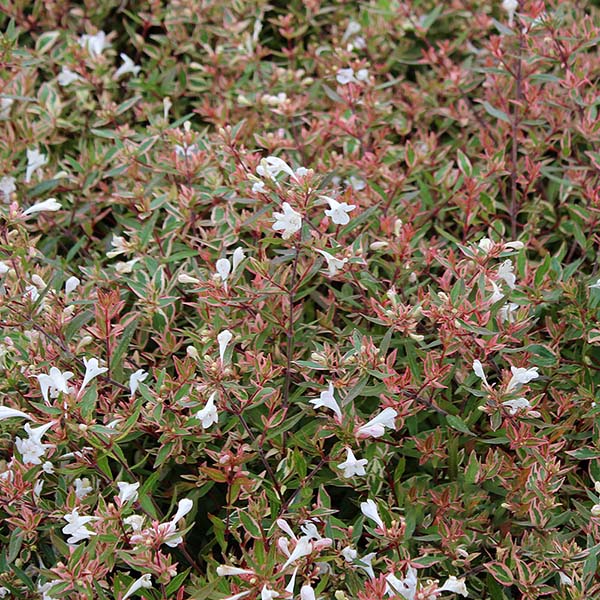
[{"x1": 1, "y1": 1, "x2": 600, "y2": 599}]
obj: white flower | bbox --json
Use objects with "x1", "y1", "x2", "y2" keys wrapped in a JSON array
[
  {"x1": 79, "y1": 357, "x2": 108, "y2": 396},
  {"x1": 74, "y1": 477, "x2": 93, "y2": 499},
  {"x1": 498, "y1": 259, "x2": 516, "y2": 289},
  {"x1": 37, "y1": 367, "x2": 74, "y2": 403},
  {"x1": 300, "y1": 585, "x2": 316, "y2": 600},
  {"x1": 22, "y1": 198, "x2": 61, "y2": 216},
  {"x1": 0, "y1": 406, "x2": 31, "y2": 420},
  {"x1": 57, "y1": 66, "x2": 82, "y2": 86},
  {"x1": 216, "y1": 258, "x2": 231, "y2": 290},
  {"x1": 42, "y1": 461, "x2": 54, "y2": 473},
  {"x1": 0, "y1": 97, "x2": 13, "y2": 120},
  {"x1": 0, "y1": 586, "x2": 8, "y2": 598},
  {"x1": 502, "y1": 397, "x2": 540, "y2": 417},
  {"x1": 0, "y1": 261, "x2": 9, "y2": 275},
  {"x1": 281, "y1": 536, "x2": 313, "y2": 570},
  {"x1": 115, "y1": 258, "x2": 140, "y2": 274},
  {"x1": 257, "y1": 156, "x2": 298, "y2": 181},
  {"x1": 64, "y1": 276, "x2": 80, "y2": 295},
  {"x1": 196, "y1": 392, "x2": 219, "y2": 429},
  {"x1": 177, "y1": 273, "x2": 200, "y2": 284},
  {"x1": 309, "y1": 382, "x2": 342, "y2": 420},
  {"x1": 478, "y1": 237, "x2": 493, "y2": 254},
  {"x1": 216, "y1": 565, "x2": 255, "y2": 576},
  {"x1": 272, "y1": 202, "x2": 303, "y2": 239},
  {"x1": 78, "y1": 31, "x2": 110, "y2": 57},
  {"x1": 129, "y1": 369, "x2": 148, "y2": 396},
  {"x1": 506, "y1": 366, "x2": 539, "y2": 393},
  {"x1": 356, "y1": 407, "x2": 397, "y2": 438},
  {"x1": 114, "y1": 53, "x2": 141, "y2": 79},
  {"x1": 347, "y1": 175, "x2": 366, "y2": 191},
  {"x1": 558, "y1": 572, "x2": 574, "y2": 586},
  {"x1": 360, "y1": 499, "x2": 384, "y2": 529},
  {"x1": 122, "y1": 574, "x2": 152, "y2": 600},
  {"x1": 175, "y1": 144, "x2": 199, "y2": 159},
  {"x1": 124, "y1": 515, "x2": 145, "y2": 531},
  {"x1": 472, "y1": 359, "x2": 489, "y2": 387},
  {"x1": 33, "y1": 479, "x2": 44, "y2": 498},
  {"x1": 502, "y1": 0, "x2": 518, "y2": 27},
  {"x1": 217, "y1": 329, "x2": 233, "y2": 364},
  {"x1": 489, "y1": 280, "x2": 504, "y2": 304},
  {"x1": 504, "y1": 241, "x2": 524, "y2": 251},
  {"x1": 261, "y1": 586, "x2": 279, "y2": 600},
  {"x1": 338, "y1": 447, "x2": 368, "y2": 478},
  {"x1": 589, "y1": 279, "x2": 600, "y2": 289},
  {"x1": 0, "y1": 176, "x2": 16, "y2": 201},
  {"x1": 62, "y1": 508, "x2": 97, "y2": 545},
  {"x1": 162, "y1": 498, "x2": 193, "y2": 547},
  {"x1": 38, "y1": 579, "x2": 62, "y2": 600},
  {"x1": 117, "y1": 481, "x2": 140, "y2": 503},
  {"x1": 232, "y1": 247, "x2": 245, "y2": 272},
  {"x1": 592, "y1": 504, "x2": 600, "y2": 517},
  {"x1": 498, "y1": 302, "x2": 519, "y2": 323},
  {"x1": 107, "y1": 234, "x2": 129, "y2": 258},
  {"x1": 342, "y1": 20, "x2": 362, "y2": 43},
  {"x1": 336, "y1": 67, "x2": 369, "y2": 85},
  {"x1": 285, "y1": 567, "x2": 298, "y2": 595},
  {"x1": 386, "y1": 567, "x2": 418, "y2": 600},
  {"x1": 322, "y1": 195, "x2": 356, "y2": 225},
  {"x1": 252, "y1": 180, "x2": 266, "y2": 193},
  {"x1": 357, "y1": 552, "x2": 376, "y2": 579},
  {"x1": 25, "y1": 148, "x2": 48, "y2": 183},
  {"x1": 315, "y1": 249, "x2": 348, "y2": 277},
  {"x1": 438, "y1": 576, "x2": 468, "y2": 596},
  {"x1": 341, "y1": 546, "x2": 357, "y2": 562},
  {"x1": 15, "y1": 421, "x2": 55, "y2": 465}
]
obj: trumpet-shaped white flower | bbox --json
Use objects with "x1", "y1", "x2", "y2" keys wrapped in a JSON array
[
  {"x1": 117, "y1": 481, "x2": 140, "y2": 503},
  {"x1": 196, "y1": 392, "x2": 219, "y2": 429},
  {"x1": 62, "y1": 508, "x2": 97, "y2": 545},
  {"x1": 58, "y1": 66, "x2": 82, "y2": 86},
  {"x1": 78, "y1": 31, "x2": 110, "y2": 57},
  {"x1": 124, "y1": 514, "x2": 145, "y2": 531},
  {"x1": 386, "y1": 567, "x2": 418, "y2": 599},
  {"x1": 506, "y1": 366, "x2": 539, "y2": 393},
  {"x1": 216, "y1": 565, "x2": 255, "y2": 577},
  {"x1": 217, "y1": 329, "x2": 233, "y2": 364},
  {"x1": 300, "y1": 585, "x2": 316, "y2": 600},
  {"x1": 79, "y1": 357, "x2": 108, "y2": 396},
  {"x1": 322, "y1": 195, "x2": 356, "y2": 225},
  {"x1": 129, "y1": 369, "x2": 148, "y2": 396},
  {"x1": 64, "y1": 276, "x2": 80, "y2": 295},
  {"x1": 161, "y1": 498, "x2": 193, "y2": 547},
  {"x1": 338, "y1": 447, "x2": 368, "y2": 478},
  {"x1": 0, "y1": 176, "x2": 16, "y2": 201},
  {"x1": 25, "y1": 148, "x2": 48, "y2": 183},
  {"x1": 498, "y1": 302, "x2": 519, "y2": 323},
  {"x1": 261, "y1": 586, "x2": 279, "y2": 600},
  {"x1": 498, "y1": 259, "x2": 516, "y2": 288},
  {"x1": 315, "y1": 249, "x2": 348, "y2": 277},
  {"x1": 502, "y1": 397, "x2": 540, "y2": 418},
  {"x1": 232, "y1": 247, "x2": 245, "y2": 272},
  {"x1": 257, "y1": 156, "x2": 298, "y2": 181},
  {"x1": 216, "y1": 258, "x2": 231, "y2": 288},
  {"x1": 356, "y1": 407, "x2": 397, "y2": 438},
  {"x1": 74, "y1": 477, "x2": 93, "y2": 499},
  {"x1": 502, "y1": 0, "x2": 518, "y2": 27},
  {"x1": 360, "y1": 499, "x2": 384, "y2": 529},
  {"x1": 341, "y1": 546, "x2": 357, "y2": 562},
  {"x1": 22, "y1": 198, "x2": 61, "y2": 216},
  {"x1": 356, "y1": 552, "x2": 376, "y2": 579},
  {"x1": 107, "y1": 234, "x2": 129, "y2": 258},
  {"x1": 438, "y1": 575, "x2": 468, "y2": 596},
  {"x1": 472, "y1": 359, "x2": 489, "y2": 387},
  {"x1": 177, "y1": 273, "x2": 200, "y2": 284},
  {"x1": 122, "y1": 574, "x2": 152, "y2": 600},
  {"x1": 0, "y1": 406, "x2": 31, "y2": 420},
  {"x1": 273, "y1": 202, "x2": 302, "y2": 239},
  {"x1": 37, "y1": 367, "x2": 74, "y2": 403},
  {"x1": 489, "y1": 280, "x2": 504, "y2": 304},
  {"x1": 114, "y1": 53, "x2": 141, "y2": 79},
  {"x1": 281, "y1": 536, "x2": 313, "y2": 570},
  {"x1": 336, "y1": 67, "x2": 369, "y2": 85},
  {"x1": 309, "y1": 382, "x2": 342, "y2": 421},
  {"x1": 15, "y1": 421, "x2": 55, "y2": 465}
]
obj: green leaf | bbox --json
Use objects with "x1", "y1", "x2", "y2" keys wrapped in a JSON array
[
  {"x1": 446, "y1": 414, "x2": 474, "y2": 436},
  {"x1": 480, "y1": 101, "x2": 511, "y2": 124}
]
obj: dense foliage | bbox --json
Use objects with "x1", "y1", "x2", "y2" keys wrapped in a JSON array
[{"x1": 1, "y1": 1, "x2": 600, "y2": 598}]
